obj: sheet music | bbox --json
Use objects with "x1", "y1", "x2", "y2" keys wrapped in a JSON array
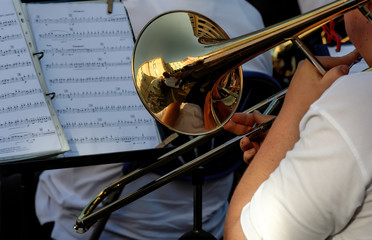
[
  {"x1": 26, "y1": 2, "x2": 161, "y2": 157},
  {"x1": 0, "y1": 1, "x2": 66, "y2": 162},
  {"x1": 328, "y1": 44, "x2": 369, "y2": 73}
]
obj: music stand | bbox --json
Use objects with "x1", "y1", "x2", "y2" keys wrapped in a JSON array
[{"x1": 178, "y1": 166, "x2": 217, "y2": 240}]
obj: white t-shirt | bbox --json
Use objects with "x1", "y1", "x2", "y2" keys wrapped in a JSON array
[
  {"x1": 36, "y1": 1, "x2": 272, "y2": 239},
  {"x1": 241, "y1": 71, "x2": 372, "y2": 239},
  {"x1": 297, "y1": 0, "x2": 334, "y2": 13}
]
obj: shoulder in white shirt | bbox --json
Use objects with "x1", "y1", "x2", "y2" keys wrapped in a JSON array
[{"x1": 241, "y1": 71, "x2": 372, "y2": 239}]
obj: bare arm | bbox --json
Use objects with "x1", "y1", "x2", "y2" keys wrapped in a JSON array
[{"x1": 223, "y1": 51, "x2": 358, "y2": 239}]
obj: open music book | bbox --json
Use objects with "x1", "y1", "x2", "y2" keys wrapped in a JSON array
[{"x1": 0, "y1": 0, "x2": 161, "y2": 163}]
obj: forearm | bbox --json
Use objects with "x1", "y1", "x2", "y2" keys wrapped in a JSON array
[{"x1": 224, "y1": 106, "x2": 301, "y2": 239}]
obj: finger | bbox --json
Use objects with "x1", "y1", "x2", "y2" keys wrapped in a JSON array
[
  {"x1": 240, "y1": 136, "x2": 253, "y2": 151},
  {"x1": 252, "y1": 110, "x2": 275, "y2": 124},
  {"x1": 224, "y1": 120, "x2": 252, "y2": 135},
  {"x1": 321, "y1": 64, "x2": 350, "y2": 89},
  {"x1": 230, "y1": 112, "x2": 255, "y2": 126},
  {"x1": 317, "y1": 49, "x2": 360, "y2": 70},
  {"x1": 224, "y1": 113, "x2": 255, "y2": 135},
  {"x1": 243, "y1": 148, "x2": 257, "y2": 164}
]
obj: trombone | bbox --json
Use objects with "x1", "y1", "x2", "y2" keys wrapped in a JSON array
[{"x1": 74, "y1": 0, "x2": 371, "y2": 233}]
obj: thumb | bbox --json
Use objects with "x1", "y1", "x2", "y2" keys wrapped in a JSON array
[
  {"x1": 322, "y1": 64, "x2": 349, "y2": 88},
  {"x1": 252, "y1": 110, "x2": 275, "y2": 124}
]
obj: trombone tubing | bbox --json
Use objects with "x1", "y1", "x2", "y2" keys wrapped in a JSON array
[
  {"x1": 75, "y1": 116, "x2": 276, "y2": 232},
  {"x1": 74, "y1": 88, "x2": 286, "y2": 233},
  {"x1": 198, "y1": 0, "x2": 369, "y2": 78}
]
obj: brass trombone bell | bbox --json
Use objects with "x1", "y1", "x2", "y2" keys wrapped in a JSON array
[{"x1": 132, "y1": 11, "x2": 243, "y2": 135}]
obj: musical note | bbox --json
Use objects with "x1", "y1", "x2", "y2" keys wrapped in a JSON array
[
  {"x1": 0, "y1": 116, "x2": 52, "y2": 129},
  {"x1": 56, "y1": 104, "x2": 145, "y2": 114},
  {"x1": 68, "y1": 135, "x2": 157, "y2": 144},
  {"x1": 38, "y1": 29, "x2": 131, "y2": 40},
  {"x1": 0, "y1": 131, "x2": 57, "y2": 144},
  {"x1": 55, "y1": 89, "x2": 136, "y2": 100},
  {"x1": 0, "y1": 19, "x2": 17, "y2": 28},
  {"x1": 0, "y1": 88, "x2": 43, "y2": 99},
  {"x1": 1, "y1": 73, "x2": 37, "y2": 85},
  {"x1": 34, "y1": 15, "x2": 128, "y2": 25},
  {"x1": 0, "y1": 61, "x2": 32, "y2": 70},
  {"x1": 0, "y1": 47, "x2": 27, "y2": 57},
  {"x1": 45, "y1": 60, "x2": 130, "y2": 70},
  {"x1": 43, "y1": 45, "x2": 133, "y2": 56},
  {"x1": 0, "y1": 101, "x2": 46, "y2": 114},
  {"x1": 0, "y1": 33, "x2": 23, "y2": 42},
  {"x1": 62, "y1": 118, "x2": 154, "y2": 129},
  {"x1": 48, "y1": 75, "x2": 131, "y2": 84}
]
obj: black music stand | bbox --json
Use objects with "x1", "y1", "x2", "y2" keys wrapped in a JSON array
[
  {"x1": 88, "y1": 165, "x2": 217, "y2": 240},
  {"x1": 178, "y1": 166, "x2": 217, "y2": 240}
]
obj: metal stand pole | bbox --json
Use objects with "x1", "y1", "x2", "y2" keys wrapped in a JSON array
[{"x1": 178, "y1": 166, "x2": 217, "y2": 240}]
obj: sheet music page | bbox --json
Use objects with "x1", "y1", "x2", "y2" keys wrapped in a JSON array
[
  {"x1": 26, "y1": 2, "x2": 161, "y2": 157},
  {"x1": 0, "y1": 1, "x2": 66, "y2": 162}
]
